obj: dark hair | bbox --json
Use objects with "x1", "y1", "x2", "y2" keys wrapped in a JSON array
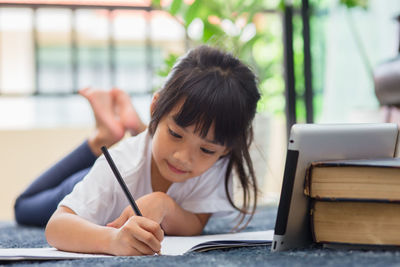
[{"x1": 149, "y1": 45, "x2": 260, "y2": 229}]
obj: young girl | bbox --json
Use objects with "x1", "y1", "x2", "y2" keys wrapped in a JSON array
[{"x1": 46, "y1": 45, "x2": 260, "y2": 256}]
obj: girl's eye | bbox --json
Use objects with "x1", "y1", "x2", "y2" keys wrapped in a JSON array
[
  {"x1": 168, "y1": 128, "x2": 182, "y2": 138},
  {"x1": 201, "y1": 148, "x2": 216, "y2": 155}
]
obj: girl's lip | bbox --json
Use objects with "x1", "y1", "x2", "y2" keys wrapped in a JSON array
[{"x1": 166, "y1": 161, "x2": 188, "y2": 174}]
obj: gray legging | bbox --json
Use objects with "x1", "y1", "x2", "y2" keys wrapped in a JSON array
[{"x1": 14, "y1": 141, "x2": 97, "y2": 227}]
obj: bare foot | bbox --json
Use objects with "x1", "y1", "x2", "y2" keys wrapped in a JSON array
[
  {"x1": 111, "y1": 88, "x2": 147, "y2": 136},
  {"x1": 79, "y1": 87, "x2": 125, "y2": 156}
]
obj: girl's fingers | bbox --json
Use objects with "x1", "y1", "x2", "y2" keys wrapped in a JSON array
[
  {"x1": 129, "y1": 217, "x2": 163, "y2": 253},
  {"x1": 137, "y1": 217, "x2": 164, "y2": 242},
  {"x1": 149, "y1": 224, "x2": 164, "y2": 243},
  {"x1": 133, "y1": 228, "x2": 162, "y2": 253},
  {"x1": 128, "y1": 237, "x2": 158, "y2": 255},
  {"x1": 113, "y1": 215, "x2": 162, "y2": 255},
  {"x1": 107, "y1": 213, "x2": 128, "y2": 228},
  {"x1": 107, "y1": 206, "x2": 133, "y2": 228}
]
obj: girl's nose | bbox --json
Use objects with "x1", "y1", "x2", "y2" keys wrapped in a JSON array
[{"x1": 173, "y1": 147, "x2": 192, "y2": 166}]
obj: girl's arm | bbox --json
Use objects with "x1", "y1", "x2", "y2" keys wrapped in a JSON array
[
  {"x1": 108, "y1": 192, "x2": 211, "y2": 236},
  {"x1": 45, "y1": 206, "x2": 163, "y2": 256},
  {"x1": 162, "y1": 194, "x2": 211, "y2": 236}
]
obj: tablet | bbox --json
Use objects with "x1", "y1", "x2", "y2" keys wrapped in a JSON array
[{"x1": 271, "y1": 123, "x2": 399, "y2": 252}]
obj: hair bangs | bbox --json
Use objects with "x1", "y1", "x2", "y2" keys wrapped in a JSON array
[{"x1": 173, "y1": 71, "x2": 246, "y2": 147}]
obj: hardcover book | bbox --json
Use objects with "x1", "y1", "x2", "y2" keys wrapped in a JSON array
[
  {"x1": 304, "y1": 157, "x2": 400, "y2": 201},
  {"x1": 311, "y1": 201, "x2": 400, "y2": 246}
]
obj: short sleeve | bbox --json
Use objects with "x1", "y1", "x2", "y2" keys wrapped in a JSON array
[
  {"x1": 58, "y1": 156, "x2": 120, "y2": 225},
  {"x1": 168, "y1": 157, "x2": 235, "y2": 217},
  {"x1": 59, "y1": 131, "x2": 151, "y2": 225}
]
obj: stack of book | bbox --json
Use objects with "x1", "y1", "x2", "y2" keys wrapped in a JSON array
[{"x1": 304, "y1": 157, "x2": 400, "y2": 247}]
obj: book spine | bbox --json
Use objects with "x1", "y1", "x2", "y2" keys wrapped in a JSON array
[
  {"x1": 304, "y1": 164, "x2": 312, "y2": 196},
  {"x1": 309, "y1": 200, "x2": 317, "y2": 242}
]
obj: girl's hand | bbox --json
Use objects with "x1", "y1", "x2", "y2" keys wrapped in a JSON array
[
  {"x1": 107, "y1": 205, "x2": 135, "y2": 228},
  {"x1": 108, "y1": 215, "x2": 164, "y2": 256},
  {"x1": 107, "y1": 192, "x2": 172, "y2": 228},
  {"x1": 106, "y1": 192, "x2": 210, "y2": 237}
]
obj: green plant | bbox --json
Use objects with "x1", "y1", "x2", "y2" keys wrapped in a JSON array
[
  {"x1": 151, "y1": 0, "x2": 285, "y2": 115},
  {"x1": 339, "y1": 0, "x2": 368, "y2": 9}
]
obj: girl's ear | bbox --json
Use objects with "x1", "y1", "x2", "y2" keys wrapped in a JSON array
[{"x1": 150, "y1": 92, "x2": 160, "y2": 116}]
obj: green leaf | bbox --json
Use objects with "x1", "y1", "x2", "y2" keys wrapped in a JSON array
[
  {"x1": 277, "y1": 0, "x2": 285, "y2": 11},
  {"x1": 185, "y1": 0, "x2": 202, "y2": 27},
  {"x1": 196, "y1": 2, "x2": 220, "y2": 21},
  {"x1": 233, "y1": 0, "x2": 246, "y2": 11},
  {"x1": 202, "y1": 20, "x2": 224, "y2": 43},
  {"x1": 151, "y1": 0, "x2": 162, "y2": 9},
  {"x1": 339, "y1": 0, "x2": 369, "y2": 9},
  {"x1": 205, "y1": 1, "x2": 225, "y2": 17},
  {"x1": 157, "y1": 53, "x2": 180, "y2": 77},
  {"x1": 241, "y1": 34, "x2": 261, "y2": 55},
  {"x1": 170, "y1": 0, "x2": 182, "y2": 15}
]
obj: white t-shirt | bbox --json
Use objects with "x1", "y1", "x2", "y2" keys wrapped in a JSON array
[{"x1": 59, "y1": 130, "x2": 234, "y2": 226}]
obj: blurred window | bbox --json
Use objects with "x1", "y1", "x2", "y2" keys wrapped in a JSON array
[{"x1": 0, "y1": 4, "x2": 185, "y2": 95}]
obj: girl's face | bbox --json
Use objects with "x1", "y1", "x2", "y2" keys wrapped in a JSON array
[{"x1": 151, "y1": 102, "x2": 230, "y2": 185}]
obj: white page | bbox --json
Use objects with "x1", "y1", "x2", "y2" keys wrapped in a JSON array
[
  {"x1": 161, "y1": 230, "x2": 273, "y2": 255},
  {"x1": 0, "y1": 230, "x2": 273, "y2": 260},
  {"x1": 0, "y1": 247, "x2": 112, "y2": 260}
]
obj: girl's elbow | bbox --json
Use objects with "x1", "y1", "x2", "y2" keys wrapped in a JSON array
[
  {"x1": 45, "y1": 206, "x2": 77, "y2": 248},
  {"x1": 45, "y1": 216, "x2": 57, "y2": 247},
  {"x1": 45, "y1": 209, "x2": 67, "y2": 248}
]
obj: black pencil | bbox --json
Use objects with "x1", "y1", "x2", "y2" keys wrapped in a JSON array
[{"x1": 101, "y1": 146, "x2": 143, "y2": 216}]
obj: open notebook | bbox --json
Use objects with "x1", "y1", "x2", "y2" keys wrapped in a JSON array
[{"x1": 0, "y1": 230, "x2": 273, "y2": 260}]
